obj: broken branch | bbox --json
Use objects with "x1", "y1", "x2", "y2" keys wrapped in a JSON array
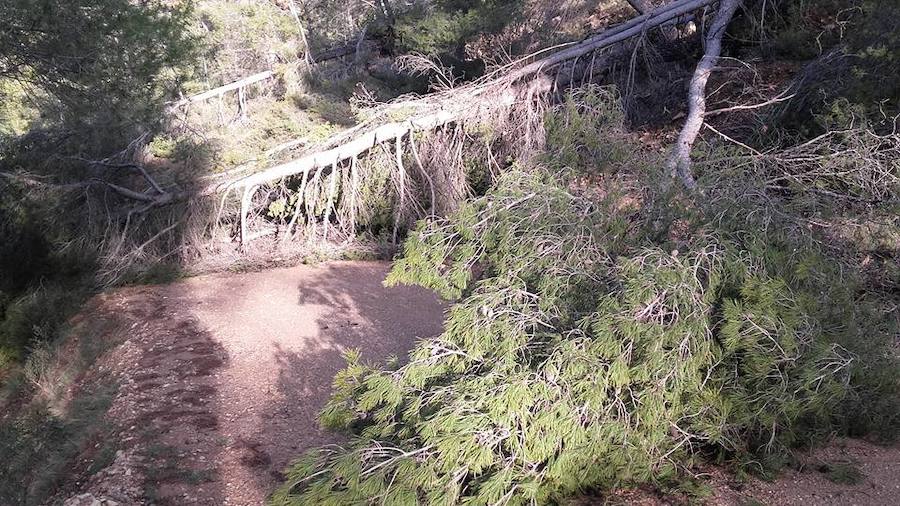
[{"x1": 666, "y1": 0, "x2": 743, "y2": 189}]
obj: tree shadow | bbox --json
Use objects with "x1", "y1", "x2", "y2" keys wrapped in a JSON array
[
  {"x1": 113, "y1": 285, "x2": 231, "y2": 505},
  {"x1": 264, "y1": 262, "x2": 445, "y2": 490}
]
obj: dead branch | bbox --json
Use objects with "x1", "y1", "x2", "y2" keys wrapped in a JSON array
[
  {"x1": 75, "y1": 157, "x2": 166, "y2": 194},
  {"x1": 705, "y1": 89, "x2": 795, "y2": 116},
  {"x1": 239, "y1": 185, "x2": 257, "y2": 246},
  {"x1": 174, "y1": 71, "x2": 274, "y2": 107},
  {"x1": 666, "y1": 0, "x2": 743, "y2": 189},
  {"x1": 321, "y1": 161, "x2": 340, "y2": 242},
  {"x1": 287, "y1": 0, "x2": 314, "y2": 65}
]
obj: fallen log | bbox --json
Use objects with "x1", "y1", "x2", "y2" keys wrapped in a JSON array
[
  {"x1": 98, "y1": 0, "x2": 721, "y2": 210},
  {"x1": 174, "y1": 70, "x2": 275, "y2": 107}
]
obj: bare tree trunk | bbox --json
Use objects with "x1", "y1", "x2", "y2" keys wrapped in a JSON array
[
  {"x1": 173, "y1": 71, "x2": 274, "y2": 107},
  {"x1": 287, "y1": 0, "x2": 314, "y2": 64},
  {"x1": 666, "y1": 0, "x2": 742, "y2": 190},
  {"x1": 377, "y1": 0, "x2": 395, "y2": 25}
]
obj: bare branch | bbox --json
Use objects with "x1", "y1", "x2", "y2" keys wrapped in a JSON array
[
  {"x1": 173, "y1": 71, "x2": 274, "y2": 107},
  {"x1": 666, "y1": 0, "x2": 743, "y2": 190},
  {"x1": 706, "y1": 89, "x2": 795, "y2": 116}
]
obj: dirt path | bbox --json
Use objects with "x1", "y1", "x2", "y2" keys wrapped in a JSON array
[
  {"x1": 63, "y1": 261, "x2": 444, "y2": 505},
  {"x1": 54, "y1": 261, "x2": 898, "y2": 506}
]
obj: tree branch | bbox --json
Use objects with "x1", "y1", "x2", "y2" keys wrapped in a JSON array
[{"x1": 666, "y1": 0, "x2": 743, "y2": 190}]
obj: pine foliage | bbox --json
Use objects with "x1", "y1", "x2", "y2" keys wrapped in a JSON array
[{"x1": 272, "y1": 167, "x2": 876, "y2": 505}]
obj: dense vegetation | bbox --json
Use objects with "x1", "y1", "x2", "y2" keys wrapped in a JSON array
[
  {"x1": 0, "y1": 0, "x2": 897, "y2": 504},
  {"x1": 273, "y1": 86, "x2": 898, "y2": 504}
]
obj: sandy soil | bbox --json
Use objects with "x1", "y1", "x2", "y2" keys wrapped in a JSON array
[
  {"x1": 54, "y1": 260, "x2": 898, "y2": 506},
  {"x1": 64, "y1": 261, "x2": 444, "y2": 505},
  {"x1": 738, "y1": 438, "x2": 900, "y2": 506},
  {"x1": 602, "y1": 438, "x2": 900, "y2": 506}
]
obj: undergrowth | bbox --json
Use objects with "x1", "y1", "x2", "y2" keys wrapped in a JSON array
[
  {"x1": 0, "y1": 379, "x2": 118, "y2": 506},
  {"x1": 0, "y1": 311, "x2": 123, "y2": 505}
]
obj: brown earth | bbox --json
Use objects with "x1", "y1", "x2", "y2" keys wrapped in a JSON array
[
  {"x1": 52, "y1": 261, "x2": 898, "y2": 506},
  {"x1": 600, "y1": 438, "x2": 900, "y2": 506},
  {"x1": 60, "y1": 261, "x2": 445, "y2": 505}
]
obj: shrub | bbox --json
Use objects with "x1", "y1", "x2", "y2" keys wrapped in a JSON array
[
  {"x1": 0, "y1": 186, "x2": 51, "y2": 299},
  {"x1": 769, "y1": 0, "x2": 900, "y2": 136},
  {"x1": 0, "y1": 80, "x2": 41, "y2": 140},
  {"x1": 194, "y1": 1, "x2": 302, "y2": 88},
  {"x1": 0, "y1": 285, "x2": 85, "y2": 362},
  {"x1": 544, "y1": 86, "x2": 635, "y2": 176},
  {"x1": 823, "y1": 462, "x2": 864, "y2": 485},
  {"x1": 0, "y1": 0, "x2": 197, "y2": 155},
  {"x1": 394, "y1": 0, "x2": 525, "y2": 61},
  {"x1": 0, "y1": 383, "x2": 116, "y2": 505}
]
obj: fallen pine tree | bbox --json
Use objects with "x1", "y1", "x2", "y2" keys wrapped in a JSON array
[
  {"x1": 267, "y1": 82, "x2": 900, "y2": 503},
  {"x1": 271, "y1": 169, "x2": 897, "y2": 504},
  {"x1": 79, "y1": 0, "x2": 724, "y2": 244}
]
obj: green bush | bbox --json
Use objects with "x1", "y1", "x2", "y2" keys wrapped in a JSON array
[
  {"x1": 0, "y1": 180, "x2": 93, "y2": 362},
  {"x1": 394, "y1": 0, "x2": 525, "y2": 60},
  {"x1": 0, "y1": 188, "x2": 51, "y2": 299},
  {"x1": 0, "y1": 80, "x2": 41, "y2": 140},
  {"x1": 0, "y1": 383, "x2": 116, "y2": 505},
  {"x1": 194, "y1": 0, "x2": 301, "y2": 89},
  {"x1": 0, "y1": 0, "x2": 196, "y2": 155},
  {"x1": 0, "y1": 285, "x2": 85, "y2": 363},
  {"x1": 768, "y1": 0, "x2": 900, "y2": 136},
  {"x1": 823, "y1": 462, "x2": 864, "y2": 485}
]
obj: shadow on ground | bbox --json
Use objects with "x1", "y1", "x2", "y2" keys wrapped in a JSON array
[{"x1": 155, "y1": 261, "x2": 445, "y2": 504}]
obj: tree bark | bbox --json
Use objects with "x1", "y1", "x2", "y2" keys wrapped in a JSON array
[
  {"x1": 666, "y1": 0, "x2": 743, "y2": 190},
  {"x1": 625, "y1": 0, "x2": 679, "y2": 41}
]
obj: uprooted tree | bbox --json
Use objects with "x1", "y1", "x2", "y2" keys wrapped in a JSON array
[{"x1": 49, "y1": 0, "x2": 735, "y2": 257}]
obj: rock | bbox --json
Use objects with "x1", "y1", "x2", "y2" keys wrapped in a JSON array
[{"x1": 62, "y1": 493, "x2": 95, "y2": 506}]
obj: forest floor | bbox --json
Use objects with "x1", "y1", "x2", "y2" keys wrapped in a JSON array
[{"x1": 48, "y1": 261, "x2": 898, "y2": 506}]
